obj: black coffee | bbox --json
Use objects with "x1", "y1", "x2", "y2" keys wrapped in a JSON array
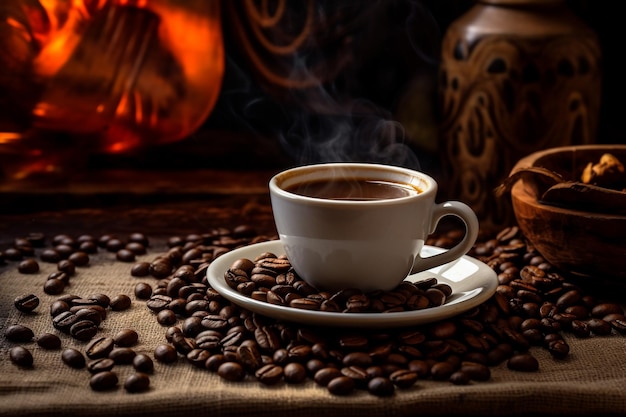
[{"x1": 285, "y1": 178, "x2": 421, "y2": 200}]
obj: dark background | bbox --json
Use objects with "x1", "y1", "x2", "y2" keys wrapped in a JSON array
[
  {"x1": 2, "y1": 1, "x2": 620, "y2": 192},
  {"x1": 132, "y1": 0, "x2": 620, "y2": 179}
]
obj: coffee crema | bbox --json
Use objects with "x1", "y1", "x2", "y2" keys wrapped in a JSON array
[{"x1": 284, "y1": 178, "x2": 422, "y2": 201}]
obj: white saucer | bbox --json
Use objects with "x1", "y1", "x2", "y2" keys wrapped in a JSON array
[{"x1": 207, "y1": 240, "x2": 497, "y2": 328}]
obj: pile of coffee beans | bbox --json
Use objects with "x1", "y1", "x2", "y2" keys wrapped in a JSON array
[
  {"x1": 2, "y1": 231, "x2": 157, "y2": 392},
  {"x1": 224, "y1": 255, "x2": 452, "y2": 313},
  {"x1": 2, "y1": 232, "x2": 151, "y2": 296},
  {"x1": 3, "y1": 225, "x2": 626, "y2": 398},
  {"x1": 5, "y1": 286, "x2": 150, "y2": 392},
  {"x1": 128, "y1": 225, "x2": 624, "y2": 396}
]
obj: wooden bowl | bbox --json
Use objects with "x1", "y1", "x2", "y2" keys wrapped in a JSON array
[{"x1": 509, "y1": 145, "x2": 626, "y2": 280}]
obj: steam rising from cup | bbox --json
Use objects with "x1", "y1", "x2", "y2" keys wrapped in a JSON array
[{"x1": 221, "y1": 0, "x2": 441, "y2": 170}]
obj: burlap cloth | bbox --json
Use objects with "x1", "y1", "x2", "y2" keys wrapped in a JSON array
[{"x1": 2, "y1": 242, "x2": 626, "y2": 417}]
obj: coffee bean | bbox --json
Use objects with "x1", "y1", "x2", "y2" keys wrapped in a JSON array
[
  {"x1": 368, "y1": 376, "x2": 395, "y2": 397},
  {"x1": 342, "y1": 351, "x2": 372, "y2": 368},
  {"x1": 146, "y1": 294, "x2": 172, "y2": 312},
  {"x1": 283, "y1": 362, "x2": 307, "y2": 383},
  {"x1": 87, "y1": 293, "x2": 111, "y2": 308},
  {"x1": 70, "y1": 320, "x2": 98, "y2": 341},
  {"x1": 36, "y1": 333, "x2": 62, "y2": 350},
  {"x1": 23, "y1": 232, "x2": 45, "y2": 247},
  {"x1": 327, "y1": 376, "x2": 355, "y2": 396},
  {"x1": 612, "y1": 319, "x2": 626, "y2": 334},
  {"x1": 591, "y1": 303, "x2": 623, "y2": 318},
  {"x1": 125, "y1": 242, "x2": 147, "y2": 256},
  {"x1": 237, "y1": 343, "x2": 262, "y2": 372},
  {"x1": 86, "y1": 336, "x2": 115, "y2": 359},
  {"x1": 131, "y1": 262, "x2": 151, "y2": 277},
  {"x1": 14, "y1": 293, "x2": 40, "y2": 313},
  {"x1": 87, "y1": 358, "x2": 115, "y2": 374},
  {"x1": 70, "y1": 297, "x2": 99, "y2": 308},
  {"x1": 389, "y1": 369, "x2": 419, "y2": 388},
  {"x1": 117, "y1": 249, "x2": 136, "y2": 262},
  {"x1": 430, "y1": 361, "x2": 455, "y2": 380},
  {"x1": 507, "y1": 354, "x2": 539, "y2": 372},
  {"x1": 10, "y1": 346, "x2": 33, "y2": 367},
  {"x1": 74, "y1": 308, "x2": 103, "y2": 326},
  {"x1": 133, "y1": 354, "x2": 154, "y2": 373},
  {"x1": 547, "y1": 339, "x2": 570, "y2": 359},
  {"x1": 150, "y1": 260, "x2": 173, "y2": 279},
  {"x1": 587, "y1": 318, "x2": 612, "y2": 336},
  {"x1": 172, "y1": 333, "x2": 197, "y2": 354},
  {"x1": 52, "y1": 311, "x2": 78, "y2": 333},
  {"x1": 109, "y1": 294, "x2": 132, "y2": 311},
  {"x1": 18, "y1": 258, "x2": 39, "y2": 274},
  {"x1": 44, "y1": 278, "x2": 66, "y2": 295},
  {"x1": 5, "y1": 324, "x2": 34, "y2": 342},
  {"x1": 340, "y1": 366, "x2": 368, "y2": 388},
  {"x1": 109, "y1": 347, "x2": 136, "y2": 365},
  {"x1": 57, "y1": 259, "x2": 76, "y2": 275},
  {"x1": 255, "y1": 363, "x2": 284, "y2": 385},
  {"x1": 62, "y1": 348, "x2": 86, "y2": 369},
  {"x1": 79, "y1": 240, "x2": 98, "y2": 253},
  {"x1": 187, "y1": 348, "x2": 211, "y2": 368},
  {"x1": 460, "y1": 361, "x2": 491, "y2": 381},
  {"x1": 217, "y1": 361, "x2": 245, "y2": 381},
  {"x1": 90, "y1": 371, "x2": 118, "y2": 391},
  {"x1": 449, "y1": 371, "x2": 471, "y2": 385},
  {"x1": 54, "y1": 244, "x2": 74, "y2": 259},
  {"x1": 205, "y1": 354, "x2": 226, "y2": 371},
  {"x1": 50, "y1": 300, "x2": 70, "y2": 317},
  {"x1": 46, "y1": 272, "x2": 69, "y2": 286},
  {"x1": 114, "y1": 329, "x2": 139, "y2": 347},
  {"x1": 134, "y1": 282, "x2": 153, "y2": 299},
  {"x1": 68, "y1": 251, "x2": 90, "y2": 266},
  {"x1": 104, "y1": 238, "x2": 125, "y2": 253},
  {"x1": 124, "y1": 373, "x2": 150, "y2": 393},
  {"x1": 154, "y1": 344, "x2": 178, "y2": 363}
]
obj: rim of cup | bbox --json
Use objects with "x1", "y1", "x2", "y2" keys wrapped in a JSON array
[{"x1": 269, "y1": 162, "x2": 436, "y2": 206}]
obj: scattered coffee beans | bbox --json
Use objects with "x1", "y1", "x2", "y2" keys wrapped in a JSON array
[{"x1": 3, "y1": 225, "x2": 625, "y2": 399}]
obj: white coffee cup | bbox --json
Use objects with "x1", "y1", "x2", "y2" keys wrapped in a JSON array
[{"x1": 269, "y1": 163, "x2": 479, "y2": 292}]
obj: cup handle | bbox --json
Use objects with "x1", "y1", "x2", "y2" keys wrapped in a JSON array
[{"x1": 410, "y1": 201, "x2": 479, "y2": 273}]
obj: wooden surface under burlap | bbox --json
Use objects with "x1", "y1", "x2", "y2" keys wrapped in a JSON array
[{"x1": 1, "y1": 196, "x2": 626, "y2": 417}]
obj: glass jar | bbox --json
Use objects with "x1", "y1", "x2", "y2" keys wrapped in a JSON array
[{"x1": 0, "y1": 0, "x2": 224, "y2": 181}]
